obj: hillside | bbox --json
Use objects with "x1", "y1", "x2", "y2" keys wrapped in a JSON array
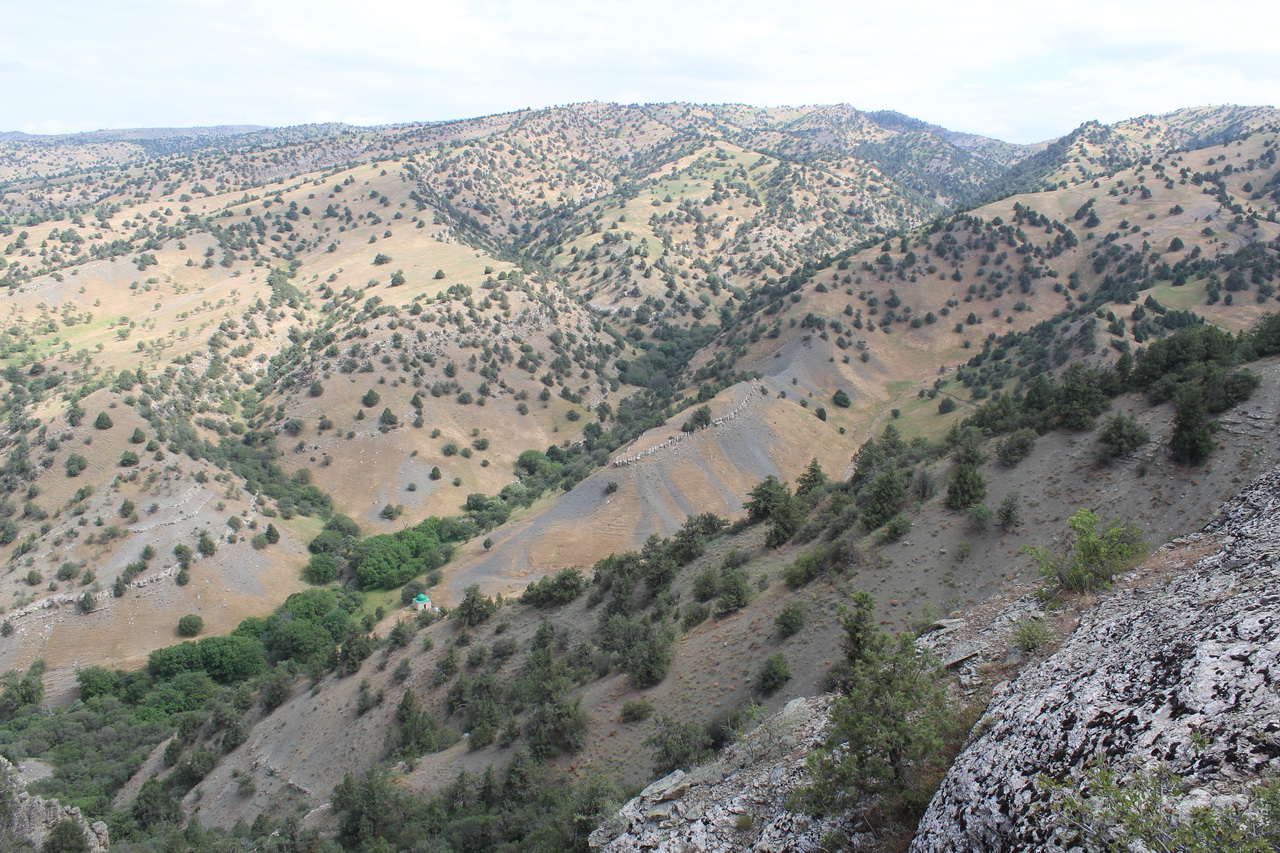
[{"x1": 1, "y1": 102, "x2": 1280, "y2": 852}]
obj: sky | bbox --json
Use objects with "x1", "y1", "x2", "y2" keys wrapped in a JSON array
[{"x1": 2, "y1": 0, "x2": 1276, "y2": 144}]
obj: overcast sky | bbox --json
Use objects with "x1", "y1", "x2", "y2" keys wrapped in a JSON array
[{"x1": 2, "y1": 0, "x2": 1275, "y2": 144}]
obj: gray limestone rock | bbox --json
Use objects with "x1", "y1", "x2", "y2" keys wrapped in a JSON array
[{"x1": 910, "y1": 463, "x2": 1280, "y2": 852}]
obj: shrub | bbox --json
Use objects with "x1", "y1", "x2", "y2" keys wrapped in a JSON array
[
  {"x1": 93, "y1": 412, "x2": 113, "y2": 430},
  {"x1": 646, "y1": 715, "x2": 711, "y2": 776},
  {"x1": 1095, "y1": 413, "x2": 1149, "y2": 465},
  {"x1": 1041, "y1": 761, "x2": 1280, "y2": 852},
  {"x1": 119, "y1": 451, "x2": 139, "y2": 467},
  {"x1": 1170, "y1": 383, "x2": 1215, "y2": 465},
  {"x1": 177, "y1": 615, "x2": 204, "y2": 637},
  {"x1": 998, "y1": 492, "x2": 1022, "y2": 530},
  {"x1": 65, "y1": 453, "x2": 87, "y2": 477},
  {"x1": 716, "y1": 567, "x2": 752, "y2": 616},
  {"x1": 621, "y1": 699, "x2": 654, "y2": 723},
  {"x1": 1023, "y1": 508, "x2": 1148, "y2": 594},
  {"x1": 757, "y1": 653, "x2": 792, "y2": 695},
  {"x1": 521, "y1": 568, "x2": 587, "y2": 607},
  {"x1": 455, "y1": 584, "x2": 498, "y2": 626},
  {"x1": 691, "y1": 566, "x2": 719, "y2": 601},
  {"x1": 793, "y1": 591, "x2": 953, "y2": 829},
  {"x1": 945, "y1": 463, "x2": 986, "y2": 510},
  {"x1": 879, "y1": 514, "x2": 911, "y2": 543},
  {"x1": 776, "y1": 602, "x2": 806, "y2": 638},
  {"x1": 967, "y1": 503, "x2": 993, "y2": 533},
  {"x1": 1012, "y1": 617, "x2": 1052, "y2": 653},
  {"x1": 681, "y1": 603, "x2": 709, "y2": 631},
  {"x1": 996, "y1": 428, "x2": 1037, "y2": 467},
  {"x1": 41, "y1": 819, "x2": 89, "y2": 852},
  {"x1": 862, "y1": 471, "x2": 905, "y2": 532}
]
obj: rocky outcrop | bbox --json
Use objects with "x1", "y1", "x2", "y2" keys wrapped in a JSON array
[
  {"x1": 2, "y1": 756, "x2": 109, "y2": 851},
  {"x1": 590, "y1": 697, "x2": 872, "y2": 852},
  {"x1": 910, "y1": 463, "x2": 1280, "y2": 852}
]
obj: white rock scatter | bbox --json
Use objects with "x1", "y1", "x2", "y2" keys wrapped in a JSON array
[
  {"x1": 2, "y1": 756, "x2": 110, "y2": 851},
  {"x1": 590, "y1": 697, "x2": 870, "y2": 852},
  {"x1": 910, "y1": 461, "x2": 1280, "y2": 852}
]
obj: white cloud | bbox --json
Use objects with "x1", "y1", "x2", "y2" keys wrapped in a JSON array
[{"x1": 1, "y1": 0, "x2": 1276, "y2": 143}]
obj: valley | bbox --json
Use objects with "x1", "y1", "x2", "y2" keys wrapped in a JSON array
[{"x1": 2, "y1": 101, "x2": 1280, "y2": 852}]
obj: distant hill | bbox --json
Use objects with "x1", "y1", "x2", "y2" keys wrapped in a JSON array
[{"x1": 0, "y1": 99, "x2": 1278, "y2": 851}]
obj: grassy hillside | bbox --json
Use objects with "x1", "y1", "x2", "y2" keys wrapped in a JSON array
[{"x1": 2, "y1": 101, "x2": 1280, "y2": 851}]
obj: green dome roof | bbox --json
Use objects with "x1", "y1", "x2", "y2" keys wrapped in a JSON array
[{"x1": 414, "y1": 593, "x2": 430, "y2": 603}]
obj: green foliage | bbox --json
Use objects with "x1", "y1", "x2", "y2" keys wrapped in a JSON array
[
  {"x1": 1095, "y1": 412, "x2": 1149, "y2": 465},
  {"x1": 1012, "y1": 617, "x2": 1052, "y2": 653},
  {"x1": 455, "y1": 584, "x2": 499, "y2": 626},
  {"x1": 302, "y1": 553, "x2": 336, "y2": 585},
  {"x1": 682, "y1": 404, "x2": 712, "y2": 432},
  {"x1": 197, "y1": 531, "x2": 217, "y2": 556},
  {"x1": 832, "y1": 389, "x2": 852, "y2": 408},
  {"x1": 331, "y1": 754, "x2": 621, "y2": 853},
  {"x1": 1170, "y1": 383, "x2": 1215, "y2": 465},
  {"x1": 350, "y1": 516, "x2": 455, "y2": 590},
  {"x1": 793, "y1": 591, "x2": 954, "y2": 832},
  {"x1": 308, "y1": 513, "x2": 361, "y2": 557},
  {"x1": 92, "y1": 412, "x2": 112, "y2": 430},
  {"x1": 1042, "y1": 763, "x2": 1280, "y2": 853},
  {"x1": 1, "y1": 660, "x2": 45, "y2": 716},
  {"x1": 998, "y1": 491, "x2": 1022, "y2": 531},
  {"x1": 716, "y1": 563, "x2": 752, "y2": 615},
  {"x1": 756, "y1": 653, "x2": 791, "y2": 696},
  {"x1": 795, "y1": 458, "x2": 829, "y2": 499},
  {"x1": 783, "y1": 534, "x2": 861, "y2": 589},
  {"x1": 131, "y1": 778, "x2": 178, "y2": 830},
  {"x1": 620, "y1": 699, "x2": 654, "y2": 723},
  {"x1": 879, "y1": 513, "x2": 911, "y2": 543},
  {"x1": 966, "y1": 503, "x2": 993, "y2": 533},
  {"x1": 1023, "y1": 508, "x2": 1148, "y2": 594},
  {"x1": 147, "y1": 635, "x2": 266, "y2": 684},
  {"x1": 745, "y1": 475, "x2": 794, "y2": 524},
  {"x1": 386, "y1": 690, "x2": 456, "y2": 760},
  {"x1": 184, "y1": 434, "x2": 332, "y2": 519},
  {"x1": 862, "y1": 470, "x2": 906, "y2": 531},
  {"x1": 996, "y1": 428, "x2": 1037, "y2": 467},
  {"x1": 776, "y1": 602, "x2": 806, "y2": 638},
  {"x1": 691, "y1": 566, "x2": 719, "y2": 601},
  {"x1": 521, "y1": 568, "x2": 587, "y2": 607},
  {"x1": 177, "y1": 614, "x2": 204, "y2": 637},
  {"x1": 41, "y1": 818, "x2": 90, "y2": 852},
  {"x1": 599, "y1": 614, "x2": 674, "y2": 688},
  {"x1": 64, "y1": 453, "x2": 87, "y2": 477},
  {"x1": 945, "y1": 462, "x2": 987, "y2": 510},
  {"x1": 646, "y1": 715, "x2": 712, "y2": 776}
]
